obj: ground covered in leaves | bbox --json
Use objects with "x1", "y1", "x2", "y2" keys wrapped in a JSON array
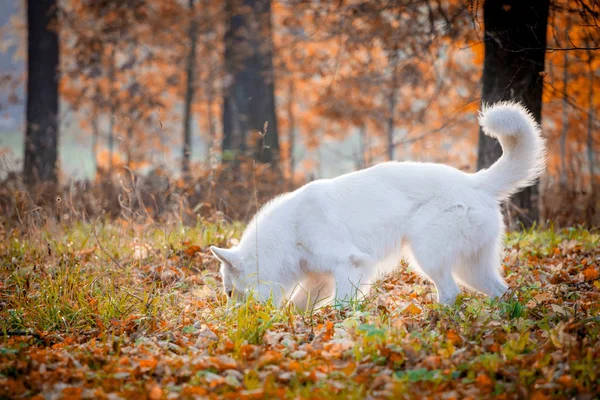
[{"x1": 1, "y1": 221, "x2": 599, "y2": 399}]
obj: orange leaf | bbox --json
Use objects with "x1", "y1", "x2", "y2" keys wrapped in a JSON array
[
  {"x1": 148, "y1": 384, "x2": 162, "y2": 400},
  {"x1": 446, "y1": 330, "x2": 463, "y2": 346},
  {"x1": 556, "y1": 374, "x2": 573, "y2": 388},
  {"x1": 323, "y1": 321, "x2": 335, "y2": 341},
  {"x1": 139, "y1": 358, "x2": 158, "y2": 369},
  {"x1": 475, "y1": 373, "x2": 493, "y2": 391},
  {"x1": 185, "y1": 245, "x2": 202, "y2": 256},
  {"x1": 531, "y1": 391, "x2": 549, "y2": 400},
  {"x1": 582, "y1": 268, "x2": 599, "y2": 281},
  {"x1": 287, "y1": 360, "x2": 302, "y2": 372},
  {"x1": 94, "y1": 316, "x2": 105, "y2": 331},
  {"x1": 182, "y1": 387, "x2": 207, "y2": 396},
  {"x1": 258, "y1": 350, "x2": 283, "y2": 368},
  {"x1": 61, "y1": 387, "x2": 83, "y2": 400},
  {"x1": 240, "y1": 344, "x2": 259, "y2": 360},
  {"x1": 403, "y1": 303, "x2": 422, "y2": 316}
]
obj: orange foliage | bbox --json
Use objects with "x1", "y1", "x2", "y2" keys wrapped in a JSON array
[{"x1": 49, "y1": 0, "x2": 597, "y2": 189}]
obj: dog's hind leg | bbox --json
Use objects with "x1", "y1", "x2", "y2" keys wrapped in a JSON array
[
  {"x1": 408, "y1": 246, "x2": 462, "y2": 305},
  {"x1": 453, "y1": 242, "x2": 508, "y2": 299}
]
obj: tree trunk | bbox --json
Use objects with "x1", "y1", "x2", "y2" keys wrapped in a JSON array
[
  {"x1": 23, "y1": 0, "x2": 59, "y2": 185},
  {"x1": 360, "y1": 124, "x2": 369, "y2": 168},
  {"x1": 287, "y1": 78, "x2": 295, "y2": 181},
  {"x1": 477, "y1": 0, "x2": 549, "y2": 228},
  {"x1": 222, "y1": 0, "x2": 279, "y2": 164},
  {"x1": 559, "y1": 46, "x2": 569, "y2": 187},
  {"x1": 207, "y1": 72, "x2": 216, "y2": 165},
  {"x1": 559, "y1": 17, "x2": 571, "y2": 188},
  {"x1": 182, "y1": 0, "x2": 198, "y2": 177},
  {"x1": 587, "y1": 56, "x2": 596, "y2": 194},
  {"x1": 386, "y1": 49, "x2": 399, "y2": 161}
]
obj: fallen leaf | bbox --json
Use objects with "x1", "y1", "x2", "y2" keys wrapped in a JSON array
[
  {"x1": 526, "y1": 291, "x2": 554, "y2": 308},
  {"x1": 184, "y1": 245, "x2": 201, "y2": 257},
  {"x1": 531, "y1": 391, "x2": 549, "y2": 400},
  {"x1": 61, "y1": 386, "x2": 83, "y2": 400},
  {"x1": 475, "y1": 373, "x2": 493, "y2": 391},
  {"x1": 182, "y1": 386, "x2": 207, "y2": 396},
  {"x1": 550, "y1": 304, "x2": 569, "y2": 316},
  {"x1": 238, "y1": 388, "x2": 265, "y2": 400},
  {"x1": 257, "y1": 350, "x2": 283, "y2": 368},
  {"x1": 148, "y1": 384, "x2": 162, "y2": 400},
  {"x1": 403, "y1": 303, "x2": 422, "y2": 316},
  {"x1": 323, "y1": 321, "x2": 335, "y2": 341},
  {"x1": 446, "y1": 330, "x2": 463, "y2": 346},
  {"x1": 582, "y1": 268, "x2": 599, "y2": 281},
  {"x1": 556, "y1": 374, "x2": 573, "y2": 388},
  {"x1": 139, "y1": 358, "x2": 158, "y2": 369}
]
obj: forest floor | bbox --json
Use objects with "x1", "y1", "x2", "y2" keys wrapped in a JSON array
[{"x1": 1, "y1": 221, "x2": 599, "y2": 399}]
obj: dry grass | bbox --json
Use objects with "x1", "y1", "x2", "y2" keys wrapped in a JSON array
[{"x1": 0, "y1": 159, "x2": 288, "y2": 230}]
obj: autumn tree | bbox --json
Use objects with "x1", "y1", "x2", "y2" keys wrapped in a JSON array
[
  {"x1": 476, "y1": 0, "x2": 549, "y2": 227},
  {"x1": 222, "y1": 0, "x2": 279, "y2": 164},
  {"x1": 273, "y1": 1, "x2": 481, "y2": 178},
  {"x1": 23, "y1": 0, "x2": 60, "y2": 184},
  {"x1": 60, "y1": 0, "x2": 183, "y2": 175}
]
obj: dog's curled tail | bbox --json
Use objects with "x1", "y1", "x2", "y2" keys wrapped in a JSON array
[{"x1": 474, "y1": 101, "x2": 546, "y2": 201}]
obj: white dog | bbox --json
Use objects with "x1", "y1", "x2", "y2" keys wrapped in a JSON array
[{"x1": 211, "y1": 102, "x2": 546, "y2": 309}]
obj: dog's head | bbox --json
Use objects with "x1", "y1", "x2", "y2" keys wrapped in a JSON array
[
  {"x1": 210, "y1": 246, "x2": 249, "y2": 300},
  {"x1": 210, "y1": 245, "x2": 286, "y2": 304}
]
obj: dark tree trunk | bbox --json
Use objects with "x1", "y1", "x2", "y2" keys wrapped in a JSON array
[
  {"x1": 587, "y1": 56, "x2": 596, "y2": 195},
  {"x1": 559, "y1": 47, "x2": 569, "y2": 187},
  {"x1": 222, "y1": 0, "x2": 279, "y2": 164},
  {"x1": 182, "y1": 0, "x2": 198, "y2": 177},
  {"x1": 24, "y1": 0, "x2": 60, "y2": 185},
  {"x1": 559, "y1": 18, "x2": 571, "y2": 188},
  {"x1": 477, "y1": 0, "x2": 549, "y2": 228}
]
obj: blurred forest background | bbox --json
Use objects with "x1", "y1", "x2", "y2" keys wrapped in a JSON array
[{"x1": 0, "y1": 0, "x2": 598, "y2": 227}]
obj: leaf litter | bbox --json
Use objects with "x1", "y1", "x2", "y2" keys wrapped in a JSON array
[{"x1": 0, "y1": 224, "x2": 599, "y2": 399}]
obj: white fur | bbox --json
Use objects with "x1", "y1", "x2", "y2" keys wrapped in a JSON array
[{"x1": 211, "y1": 102, "x2": 546, "y2": 308}]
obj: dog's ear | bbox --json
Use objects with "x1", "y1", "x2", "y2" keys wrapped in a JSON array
[{"x1": 210, "y1": 246, "x2": 240, "y2": 272}]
